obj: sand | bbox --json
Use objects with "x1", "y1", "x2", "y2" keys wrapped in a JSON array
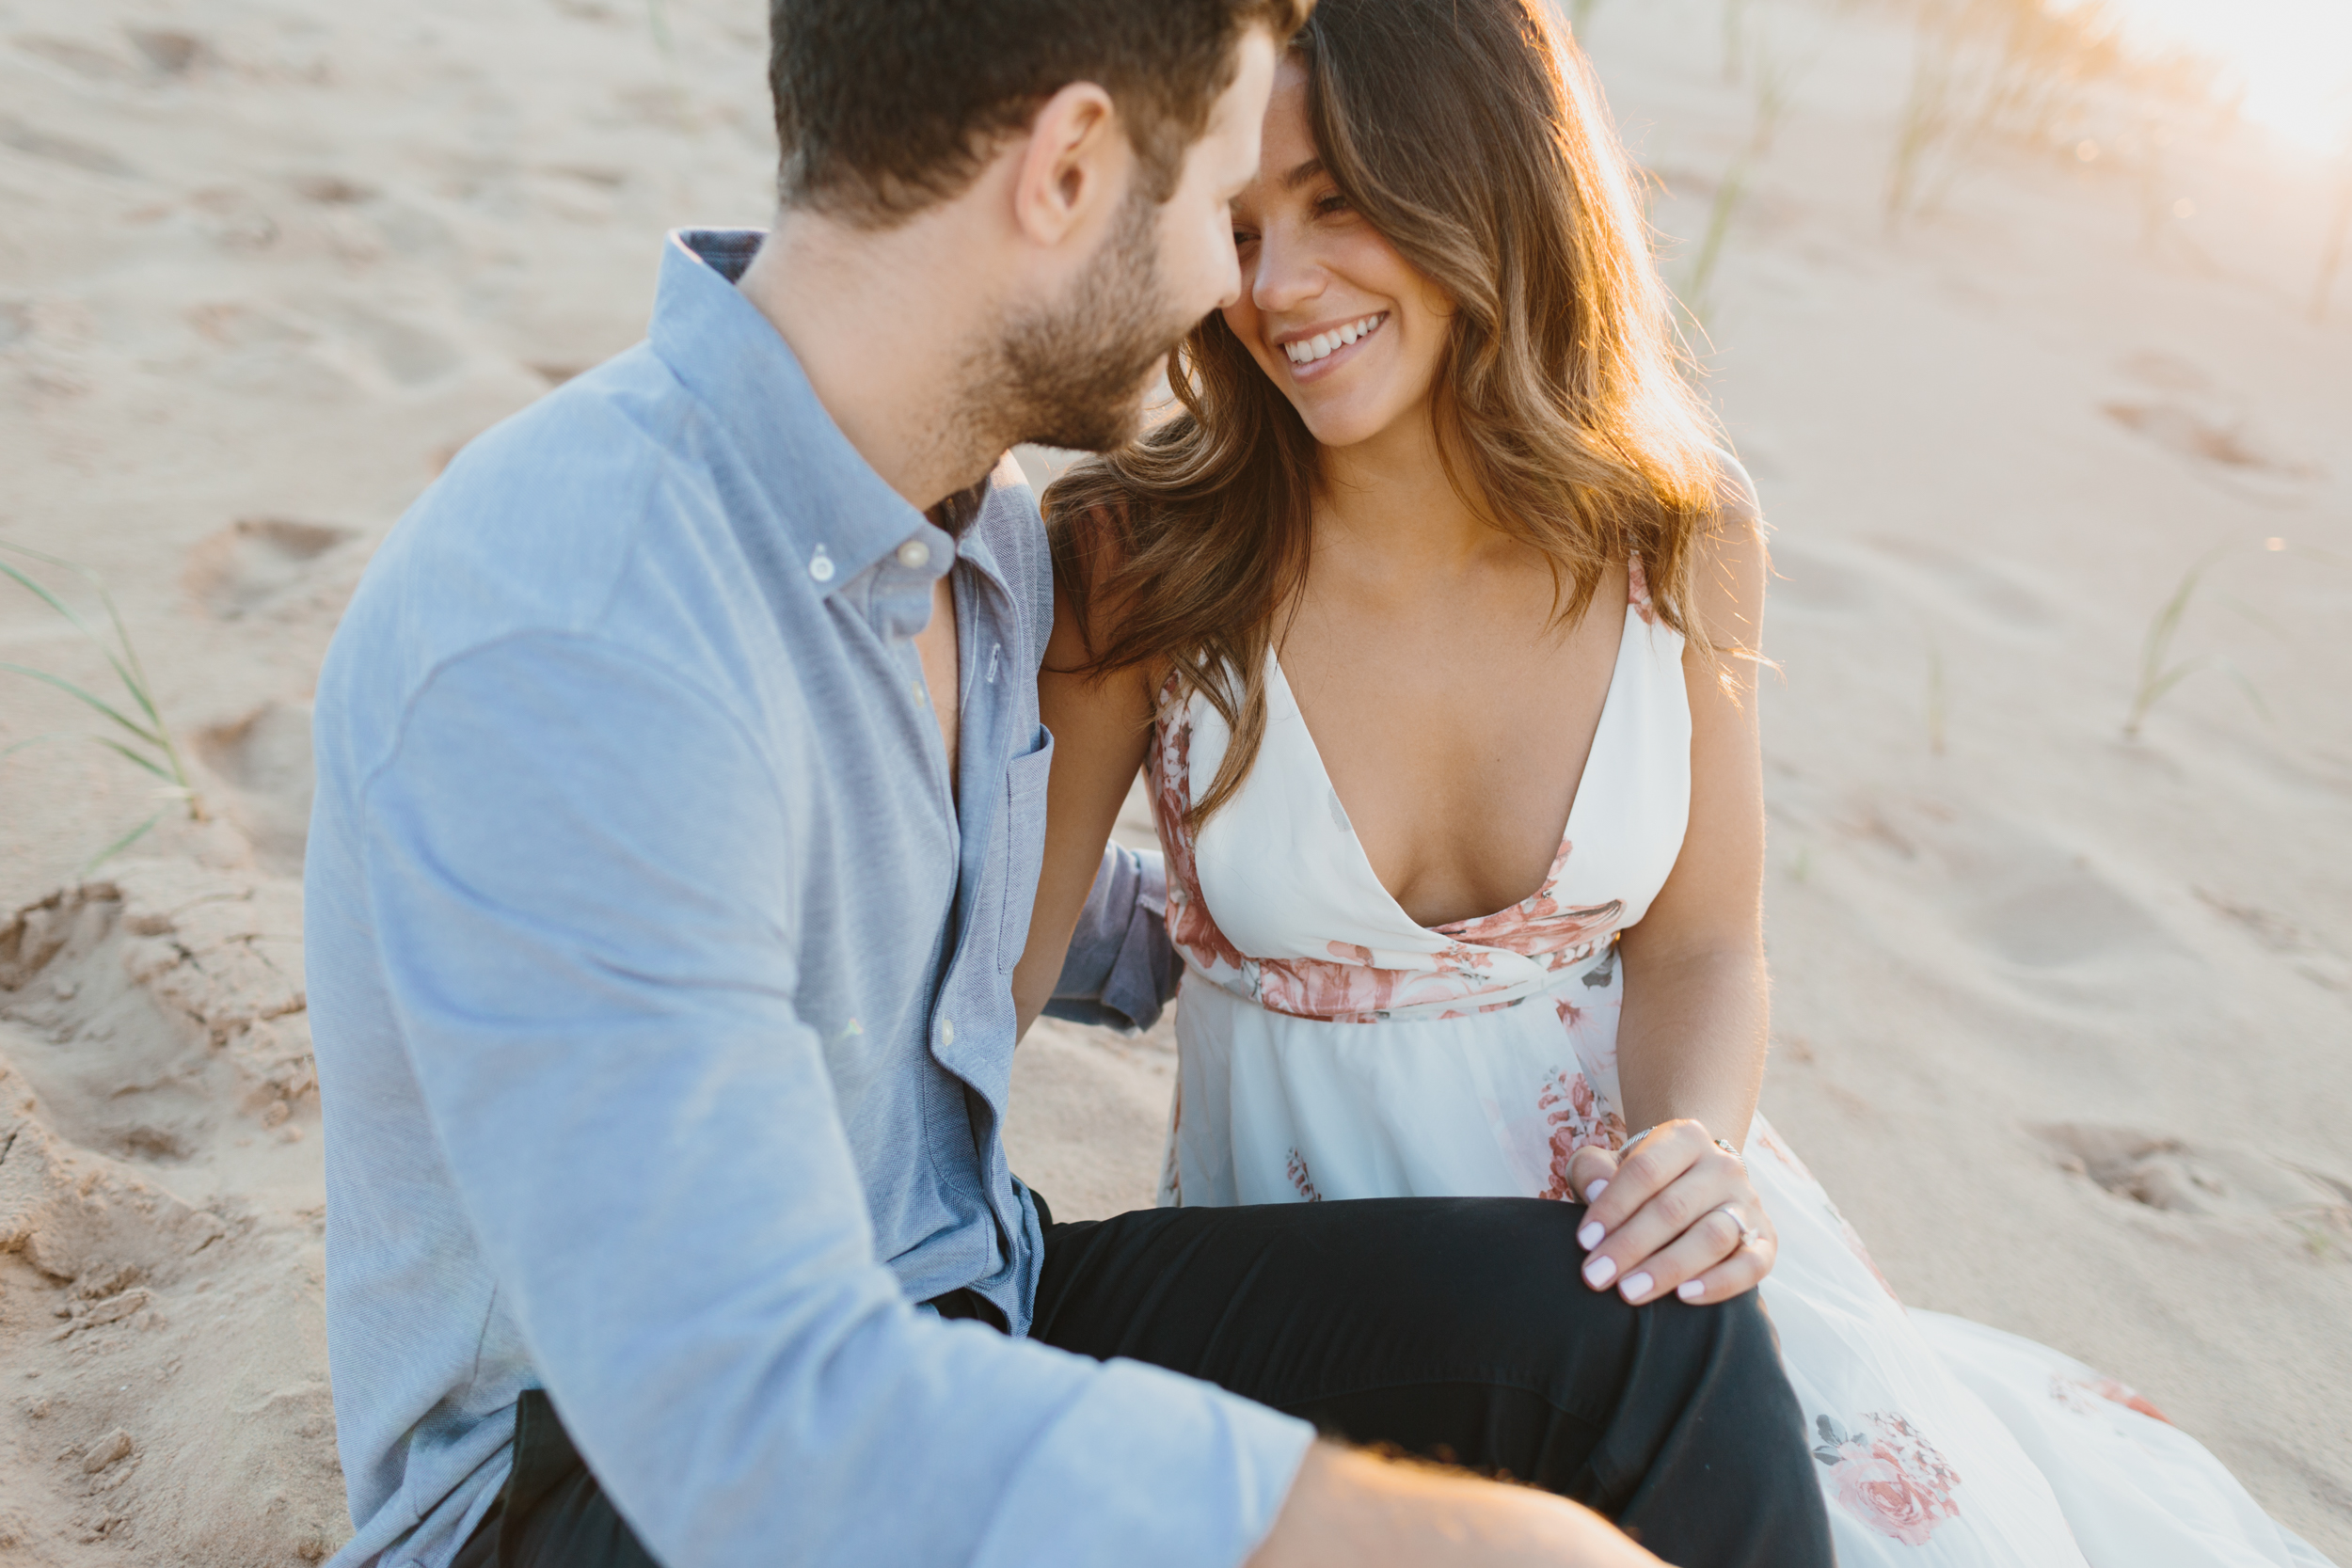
[{"x1": 1, "y1": 0, "x2": 2345, "y2": 1560}]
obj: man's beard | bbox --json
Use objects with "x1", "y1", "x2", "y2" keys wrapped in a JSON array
[{"x1": 984, "y1": 189, "x2": 1193, "y2": 455}]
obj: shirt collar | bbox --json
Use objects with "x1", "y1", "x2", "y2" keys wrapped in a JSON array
[{"x1": 650, "y1": 229, "x2": 986, "y2": 599}]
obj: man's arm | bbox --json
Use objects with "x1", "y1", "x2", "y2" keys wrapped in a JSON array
[
  {"x1": 1037, "y1": 841, "x2": 1181, "y2": 1034},
  {"x1": 1252, "y1": 1444, "x2": 1661, "y2": 1568},
  {"x1": 358, "y1": 632, "x2": 1311, "y2": 1568}
]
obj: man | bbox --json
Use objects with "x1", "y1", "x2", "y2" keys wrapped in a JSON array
[{"x1": 305, "y1": 3, "x2": 1834, "y2": 1565}]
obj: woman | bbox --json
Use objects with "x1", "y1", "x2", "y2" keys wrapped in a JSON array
[{"x1": 1013, "y1": 0, "x2": 2333, "y2": 1562}]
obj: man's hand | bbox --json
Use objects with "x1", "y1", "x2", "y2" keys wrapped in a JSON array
[
  {"x1": 1247, "y1": 1441, "x2": 1661, "y2": 1568},
  {"x1": 1565, "y1": 1120, "x2": 1775, "y2": 1307}
]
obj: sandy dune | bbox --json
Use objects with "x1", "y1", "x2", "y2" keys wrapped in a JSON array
[{"x1": 1, "y1": 0, "x2": 2345, "y2": 1561}]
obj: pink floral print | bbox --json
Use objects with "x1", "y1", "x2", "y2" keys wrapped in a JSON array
[
  {"x1": 1536, "y1": 1069, "x2": 1627, "y2": 1200},
  {"x1": 1812, "y1": 1413, "x2": 1963, "y2": 1546},
  {"x1": 1435, "y1": 837, "x2": 1624, "y2": 968},
  {"x1": 1286, "y1": 1148, "x2": 1324, "y2": 1202},
  {"x1": 1149, "y1": 693, "x2": 1249, "y2": 979},
  {"x1": 1149, "y1": 689, "x2": 1633, "y2": 1023}
]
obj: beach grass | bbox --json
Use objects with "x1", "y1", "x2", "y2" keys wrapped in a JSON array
[
  {"x1": 1886, "y1": 0, "x2": 2137, "y2": 228},
  {"x1": 0, "y1": 540, "x2": 206, "y2": 864},
  {"x1": 1678, "y1": 36, "x2": 1802, "y2": 324},
  {"x1": 2121, "y1": 546, "x2": 2268, "y2": 741}
]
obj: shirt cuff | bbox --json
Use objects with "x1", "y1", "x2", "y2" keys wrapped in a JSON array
[{"x1": 1044, "y1": 845, "x2": 1180, "y2": 1034}]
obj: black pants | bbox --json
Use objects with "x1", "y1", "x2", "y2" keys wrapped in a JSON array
[{"x1": 460, "y1": 1196, "x2": 1832, "y2": 1568}]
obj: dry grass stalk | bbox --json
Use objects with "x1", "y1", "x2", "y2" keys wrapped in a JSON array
[
  {"x1": 0, "y1": 540, "x2": 206, "y2": 865},
  {"x1": 2121, "y1": 546, "x2": 2269, "y2": 740}
]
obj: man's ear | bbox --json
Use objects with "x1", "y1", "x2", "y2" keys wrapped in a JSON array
[{"x1": 1009, "y1": 82, "x2": 1127, "y2": 247}]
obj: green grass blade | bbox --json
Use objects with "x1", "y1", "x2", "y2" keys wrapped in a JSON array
[
  {"x1": 82, "y1": 811, "x2": 164, "y2": 873},
  {"x1": 0, "y1": 661, "x2": 166, "y2": 747},
  {"x1": 1, "y1": 730, "x2": 83, "y2": 763},
  {"x1": 0, "y1": 549, "x2": 161, "y2": 733},
  {"x1": 0, "y1": 731, "x2": 170, "y2": 781},
  {"x1": 93, "y1": 736, "x2": 174, "y2": 781}
]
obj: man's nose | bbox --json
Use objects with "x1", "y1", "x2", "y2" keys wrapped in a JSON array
[{"x1": 1210, "y1": 237, "x2": 1245, "y2": 314}]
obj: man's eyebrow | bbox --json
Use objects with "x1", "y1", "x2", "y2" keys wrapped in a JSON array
[{"x1": 1280, "y1": 156, "x2": 1327, "y2": 189}]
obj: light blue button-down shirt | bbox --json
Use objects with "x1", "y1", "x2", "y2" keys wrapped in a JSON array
[{"x1": 304, "y1": 230, "x2": 1311, "y2": 1568}]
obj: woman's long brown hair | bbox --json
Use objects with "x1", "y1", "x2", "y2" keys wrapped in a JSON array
[{"x1": 1045, "y1": 0, "x2": 1730, "y2": 827}]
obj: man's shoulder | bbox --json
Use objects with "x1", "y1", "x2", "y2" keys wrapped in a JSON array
[
  {"x1": 968, "y1": 453, "x2": 1053, "y2": 663},
  {"x1": 314, "y1": 348, "x2": 757, "y2": 769}
]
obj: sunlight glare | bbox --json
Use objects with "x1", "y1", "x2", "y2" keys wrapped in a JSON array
[{"x1": 2097, "y1": 0, "x2": 2352, "y2": 153}]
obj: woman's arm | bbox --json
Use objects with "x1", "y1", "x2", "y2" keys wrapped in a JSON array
[
  {"x1": 1565, "y1": 472, "x2": 1776, "y2": 1307},
  {"x1": 1614, "y1": 481, "x2": 1771, "y2": 1142},
  {"x1": 1010, "y1": 576, "x2": 1158, "y2": 1038}
]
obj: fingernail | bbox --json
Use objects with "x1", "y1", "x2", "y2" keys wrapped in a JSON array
[
  {"x1": 1577, "y1": 1220, "x2": 1605, "y2": 1250},
  {"x1": 1677, "y1": 1279, "x2": 1706, "y2": 1302},
  {"x1": 1583, "y1": 1254, "x2": 1617, "y2": 1289},
  {"x1": 1620, "y1": 1271, "x2": 1654, "y2": 1303},
  {"x1": 1583, "y1": 1179, "x2": 1609, "y2": 1203}
]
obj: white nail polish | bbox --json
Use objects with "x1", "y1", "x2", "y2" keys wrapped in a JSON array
[
  {"x1": 1577, "y1": 1220, "x2": 1605, "y2": 1250},
  {"x1": 1583, "y1": 1254, "x2": 1617, "y2": 1289},
  {"x1": 1621, "y1": 1272, "x2": 1654, "y2": 1303},
  {"x1": 1677, "y1": 1279, "x2": 1706, "y2": 1302},
  {"x1": 1583, "y1": 1179, "x2": 1609, "y2": 1203}
]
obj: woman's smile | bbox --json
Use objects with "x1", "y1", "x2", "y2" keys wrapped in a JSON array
[{"x1": 1276, "y1": 309, "x2": 1390, "y2": 379}]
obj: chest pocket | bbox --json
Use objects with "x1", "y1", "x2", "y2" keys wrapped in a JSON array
[{"x1": 997, "y1": 724, "x2": 1055, "y2": 970}]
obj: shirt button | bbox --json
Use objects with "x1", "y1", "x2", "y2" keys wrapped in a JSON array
[
  {"x1": 940, "y1": 1017, "x2": 956, "y2": 1046},
  {"x1": 897, "y1": 539, "x2": 931, "y2": 570},
  {"x1": 808, "y1": 546, "x2": 834, "y2": 583}
]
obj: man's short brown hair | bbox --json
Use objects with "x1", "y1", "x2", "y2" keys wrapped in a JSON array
[{"x1": 771, "y1": 0, "x2": 1311, "y2": 227}]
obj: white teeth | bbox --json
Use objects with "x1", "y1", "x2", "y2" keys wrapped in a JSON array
[{"x1": 1283, "y1": 312, "x2": 1385, "y2": 368}]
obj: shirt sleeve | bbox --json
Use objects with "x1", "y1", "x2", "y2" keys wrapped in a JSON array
[
  {"x1": 1044, "y1": 844, "x2": 1183, "y2": 1035},
  {"x1": 358, "y1": 633, "x2": 1310, "y2": 1568}
]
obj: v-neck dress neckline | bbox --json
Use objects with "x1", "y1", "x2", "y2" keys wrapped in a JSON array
[{"x1": 1263, "y1": 579, "x2": 1637, "y2": 941}]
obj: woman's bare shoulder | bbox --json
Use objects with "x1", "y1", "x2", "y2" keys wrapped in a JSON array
[{"x1": 1689, "y1": 447, "x2": 1768, "y2": 652}]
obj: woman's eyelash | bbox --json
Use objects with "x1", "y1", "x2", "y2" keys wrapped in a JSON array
[{"x1": 1315, "y1": 193, "x2": 1350, "y2": 214}]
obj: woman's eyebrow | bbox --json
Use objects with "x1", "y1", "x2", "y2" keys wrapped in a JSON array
[{"x1": 1279, "y1": 156, "x2": 1327, "y2": 190}]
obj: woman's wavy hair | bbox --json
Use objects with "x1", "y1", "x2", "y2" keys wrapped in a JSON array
[{"x1": 1045, "y1": 0, "x2": 1728, "y2": 827}]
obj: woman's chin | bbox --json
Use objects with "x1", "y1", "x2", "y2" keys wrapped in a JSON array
[{"x1": 1295, "y1": 402, "x2": 1406, "y2": 451}]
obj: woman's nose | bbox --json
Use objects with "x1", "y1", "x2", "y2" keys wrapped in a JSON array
[{"x1": 1251, "y1": 230, "x2": 1326, "y2": 316}]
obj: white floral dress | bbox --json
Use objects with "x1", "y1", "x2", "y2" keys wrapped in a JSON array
[{"x1": 1148, "y1": 562, "x2": 2334, "y2": 1567}]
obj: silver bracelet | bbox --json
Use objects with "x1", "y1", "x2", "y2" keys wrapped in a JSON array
[{"x1": 1617, "y1": 1126, "x2": 1745, "y2": 1170}]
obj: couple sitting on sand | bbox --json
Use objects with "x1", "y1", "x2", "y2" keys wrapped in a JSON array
[{"x1": 303, "y1": 2, "x2": 2334, "y2": 1565}]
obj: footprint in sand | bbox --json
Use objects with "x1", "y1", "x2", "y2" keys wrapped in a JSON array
[
  {"x1": 0, "y1": 867, "x2": 313, "y2": 1166},
  {"x1": 2101, "y1": 354, "x2": 2313, "y2": 492},
  {"x1": 182, "y1": 517, "x2": 358, "y2": 621},
  {"x1": 0, "y1": 113, "x2": 135, "y2": 178},
  {"x1": 122, "y1": 27, "x2": 208, "y2": 76},
  {"x1": 195, "y1": 702, "x2": 314, "y2": 876},
  {"x1": 13, "y1": 35, "x2": 143, "y2": 84},
  {"x1": 2033, "y1": 1123, "x2": 2352, "y2": 1243},
  {"x1": 1933, "y1": 818, "x2": 2180, "y2": 980}
]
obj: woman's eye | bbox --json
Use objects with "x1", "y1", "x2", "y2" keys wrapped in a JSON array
[
  {"x1": 1314, "y1": 192, "x2": 1351, "y2": 216},
  {"x1": 1232, "y1": 229, "x2": 1259, "y2": 248}
]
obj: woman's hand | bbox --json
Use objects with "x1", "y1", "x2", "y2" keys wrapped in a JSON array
[{"x1": 1564, "y1": 1121, "x2": 1774, "y2": 1307}]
